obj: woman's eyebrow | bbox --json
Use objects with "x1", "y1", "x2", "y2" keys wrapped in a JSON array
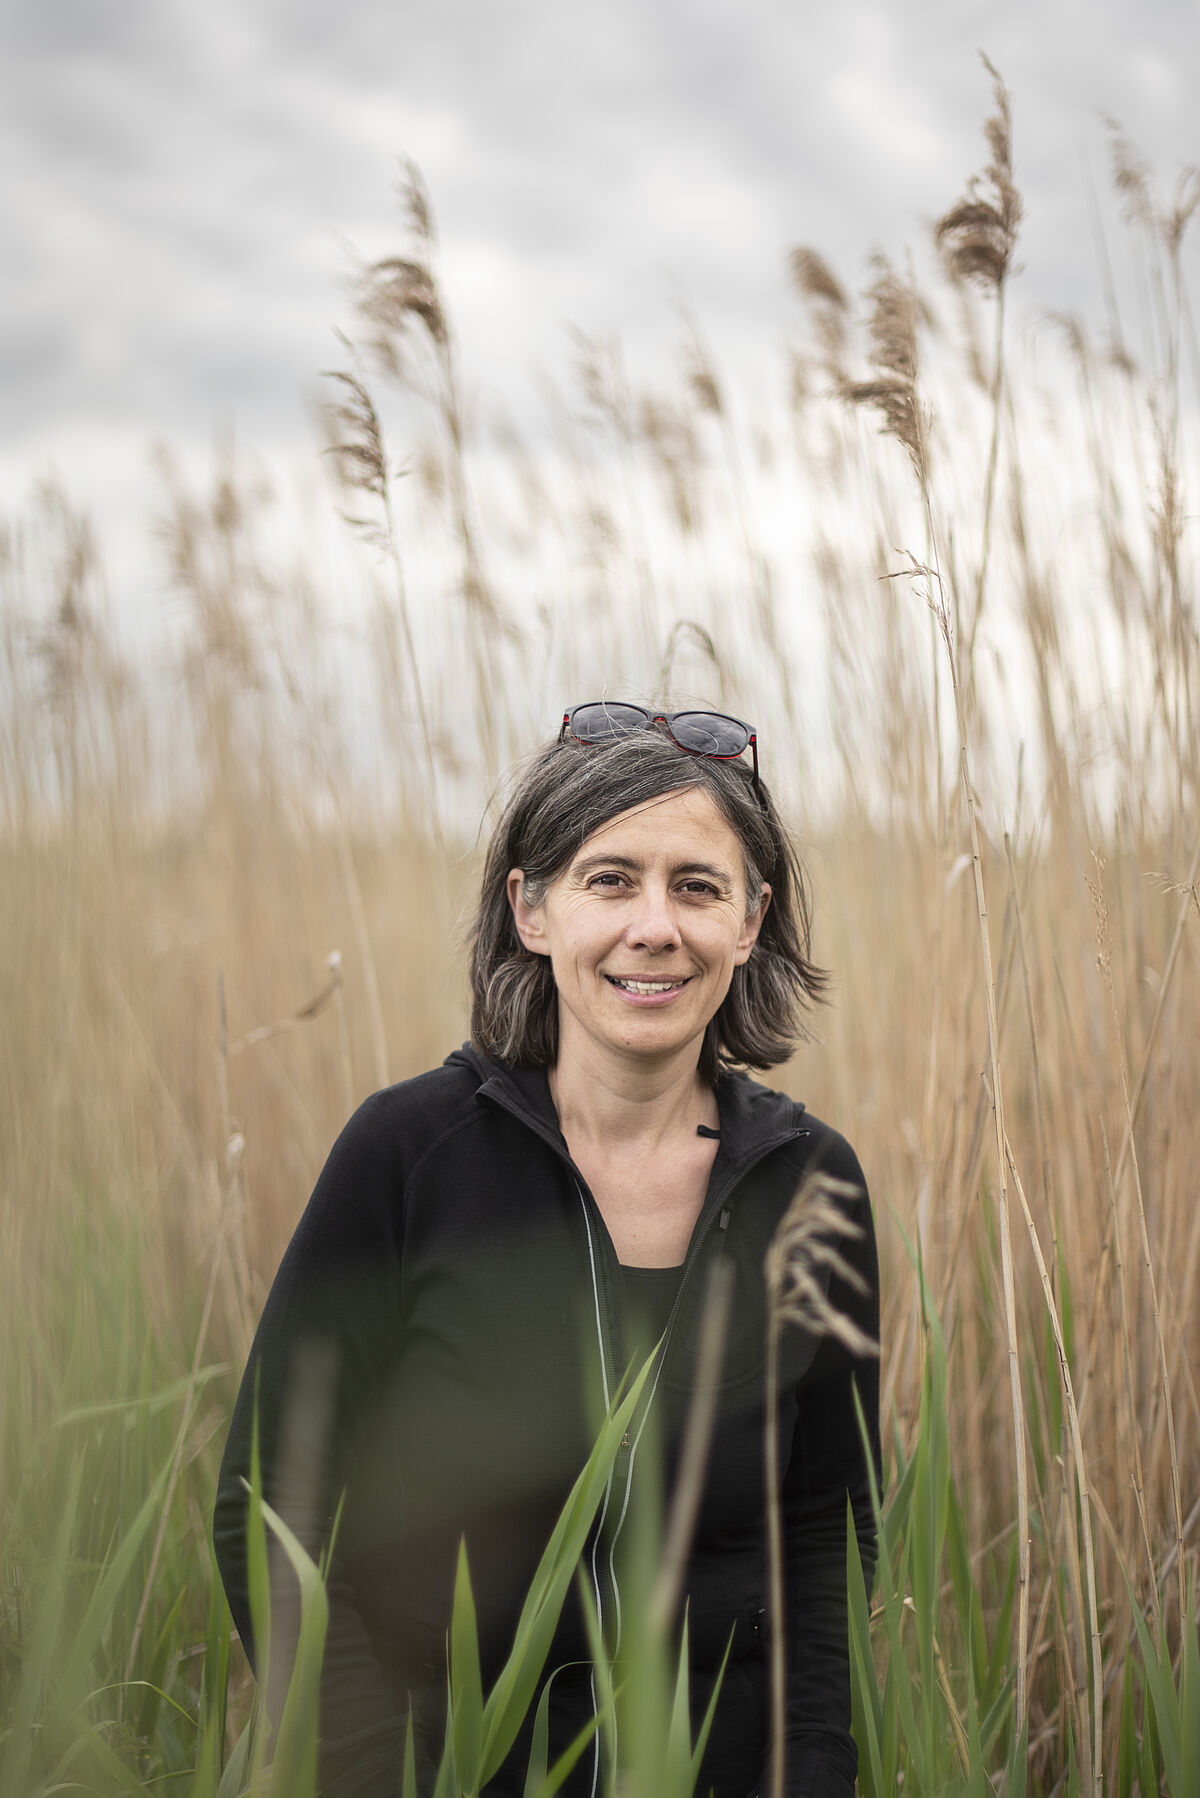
[
  {"x1": 572, "y1": 852, "x2": 733, "y2": 886},
  {"x1": 572, "y1": 853, "x2": 641, "y2": 876},
  {"x1": 674, "y1": 860, "x2": 733, "y2": 885}
]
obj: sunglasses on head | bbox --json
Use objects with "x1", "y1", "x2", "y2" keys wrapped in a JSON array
[{"x1": 560, "y1": 702, "x2": 760, "y2": 799}]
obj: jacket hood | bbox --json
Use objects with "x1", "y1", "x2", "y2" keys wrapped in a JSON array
[{"x1": 444, "y1": 1042, "x2": 804, "y2": 1169}]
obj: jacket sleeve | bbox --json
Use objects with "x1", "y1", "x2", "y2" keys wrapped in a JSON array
[
  {"x1": 779, "y1": 1133, "x2": 882, "y2": 1798},
  {"x1": 213, "y1": 1090, "x2": 412, "y2": 1798}
]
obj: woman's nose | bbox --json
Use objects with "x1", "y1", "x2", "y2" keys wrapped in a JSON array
[{"x1": 625, "y1": 884, "x2": 683, "y2": 950}]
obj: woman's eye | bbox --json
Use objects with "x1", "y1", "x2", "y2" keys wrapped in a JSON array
[
  {"x1": 680, "y1": 880, "x2": 717, "y2": 897},
  {"x1": 589, "y1": 872, "x2": 626, "y2": 889}
]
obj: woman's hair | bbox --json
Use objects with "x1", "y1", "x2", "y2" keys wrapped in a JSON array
[{"x1": 468, "y1": 727, "x2": 827, "y2": 1083}]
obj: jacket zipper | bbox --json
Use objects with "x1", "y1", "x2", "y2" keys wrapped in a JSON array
[
  {"x1": 581, "y1": 1129, "x2": 805, "y2": 1667},
  {"x1": 477, "y1": 1078, "x2": 806, "y2": 1767}
]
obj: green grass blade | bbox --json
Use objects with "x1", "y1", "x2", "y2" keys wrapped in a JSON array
[
  {"x1": 525, "y1": 1674, "x2": 604, "y2": 1798},
  {"x1": 55, "y1": 1715, "x2": 154, "y2": 1797},
  {"x1": 259, "y1": 1496, "x2": 329, "y2": 1798},
  {"x1": 450, "y1": 1537, "x2": 484, "y2": 1794},
  {"x1": 479, "y1": 1358, "x2": 652, "y2": 1780},
  {"x1": 402, "y1": 1705, "x2": 418, "y2": 1798},
  {"x1": 57, "y1": 1454, "x2": 172, "y2": 1706},
  {"x1": 1179, "y1": 1578, "x2": 1199, "y2": 1796},
  {"x1": 687, "y1": 1627, "x2": 732, "y2": 1794},
  {"x1": 847, "y1": 1503, "x2": 885, "y2": 1798},
  {"x1": 215, "y1": 1719, "x2": 255, "y2": 1798},
  {"x1": 1123, "y1": 1571, "x2": 1182, "y2": 1794},
  {"x1": 577, "y1": 1570, "x2": 617, "y2": 1796},
  {"x1": 0, "y1": 1456, "x2": 84, "y2": 1798},
  {"x1": 522, "y1": 1671, "x2": 555, "y2": 1798}
]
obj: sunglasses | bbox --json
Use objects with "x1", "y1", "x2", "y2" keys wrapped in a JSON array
[{"x1": 560, "y1": 702, "x2": 760, "y2": 798}]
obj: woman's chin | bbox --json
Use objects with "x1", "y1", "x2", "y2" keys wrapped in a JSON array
[{"x1": 607, "y1": 1017, "x2": 706, "y2": 1061}]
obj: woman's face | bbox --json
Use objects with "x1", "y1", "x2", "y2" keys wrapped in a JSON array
[{"x1": 507, "y1": 786, "x2": 770, "y2": 1072}]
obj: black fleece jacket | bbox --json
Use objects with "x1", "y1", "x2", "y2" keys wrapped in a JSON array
[{"x1": 213, "y1": 1047, "x2": 880, "y2": 1798}]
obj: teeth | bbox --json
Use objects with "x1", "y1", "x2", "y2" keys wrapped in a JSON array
[{"x1": 612, "y1": 978, "x2": 685, "y2": 993}]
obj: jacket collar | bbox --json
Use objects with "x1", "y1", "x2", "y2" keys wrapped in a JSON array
[{"x1": 446, "y1": 1042, "x2": 804, "y2": 1175}]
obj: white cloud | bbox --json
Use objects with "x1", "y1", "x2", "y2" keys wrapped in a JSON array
[{"x1": 2, "y1": 0, "x2": 1197, "y2": 579}]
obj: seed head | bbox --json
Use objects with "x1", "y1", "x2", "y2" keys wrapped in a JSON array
[{"x1": 934, "y1": 57, "x2": 1022, "y2": 293}]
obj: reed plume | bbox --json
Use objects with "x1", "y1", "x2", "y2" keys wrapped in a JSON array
[{"x1": 934, "y1": 56, "x2": 1022, "y2": 293}]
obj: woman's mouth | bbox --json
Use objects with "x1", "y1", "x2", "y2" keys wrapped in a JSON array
[{"x1": 605, "y1": 975, "x2": 692, "y2": 995}]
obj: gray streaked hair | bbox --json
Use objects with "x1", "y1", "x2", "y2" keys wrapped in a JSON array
[{"x1": 468, "y1": 728, "x2": 826, "y2": 1083}]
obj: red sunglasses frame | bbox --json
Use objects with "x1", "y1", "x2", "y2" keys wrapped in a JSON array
[{"x1": 559, "y1": 704, "x2": 760, "y2": 799}]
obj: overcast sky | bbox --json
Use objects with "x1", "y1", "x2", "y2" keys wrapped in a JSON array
[{"x1": 3, "y1": 0, "x2": 1198, "y2": 580}]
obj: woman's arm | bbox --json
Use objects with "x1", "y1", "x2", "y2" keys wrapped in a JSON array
[
  {"x1": 213, "y1": 1091, "x2": 411, "y2": 1798},
  {"x1": 779, "y1": 1136, "x2": 882, "y2": 1798}
]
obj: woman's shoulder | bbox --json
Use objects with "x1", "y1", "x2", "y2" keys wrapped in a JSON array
[
  {"x1": 720, "y1": 1069, "x2": 869, "y2": 1192},
  {"x1": 340, "y1": 1047, "x2": 490, "y2": 1166}
]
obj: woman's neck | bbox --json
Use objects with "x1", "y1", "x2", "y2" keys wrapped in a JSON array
[{"x1": 548, "y1": 1034, "x2": 718, "y2": 1153}]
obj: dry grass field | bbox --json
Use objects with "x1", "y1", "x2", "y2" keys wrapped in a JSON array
[{"x1": 2, "y1": 74, "x2": 1198, "y2": 1794}]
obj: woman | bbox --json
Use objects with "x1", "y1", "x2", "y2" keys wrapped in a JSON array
[{"x1": 214, "y1": 703, "x2": 880, "y2": 1798}]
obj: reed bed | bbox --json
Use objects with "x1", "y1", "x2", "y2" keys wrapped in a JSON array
[{"x1": 2, "y1": 71, "x2": 1199, "y2": 1793}]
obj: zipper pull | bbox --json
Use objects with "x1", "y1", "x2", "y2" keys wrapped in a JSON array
[{"x1": 718, "y1": 1207, "x2": 731, "y2": 1233}]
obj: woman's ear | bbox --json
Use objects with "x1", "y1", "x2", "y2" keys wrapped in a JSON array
[
  {"x1": 734, "y1": 882, "x2": 772, "y2": 964},
  {"x1": 507, "y1": 868, "x2": 550, "y2": 956}
]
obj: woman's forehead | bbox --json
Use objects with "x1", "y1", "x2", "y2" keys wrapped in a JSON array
[{"x1": 574, "y1": 786, "x2": 741, "y2": 860}]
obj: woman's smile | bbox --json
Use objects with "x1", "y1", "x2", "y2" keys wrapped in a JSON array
[{"x1": 604, "y1": 972, "x2": 694, "y2": 1003}]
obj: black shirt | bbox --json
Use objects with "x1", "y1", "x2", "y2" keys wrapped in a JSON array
[{"x1": 618, "y1": 1261, "x2": 685, "y2": 1358}]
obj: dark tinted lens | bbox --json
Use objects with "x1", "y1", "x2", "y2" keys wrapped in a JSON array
[
  {"x1": 669, "y1": 711, "x2": 749, "y2": 756},
  {"x1": 568, "y1": 703, "x2": 651, "y2": 742}
]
